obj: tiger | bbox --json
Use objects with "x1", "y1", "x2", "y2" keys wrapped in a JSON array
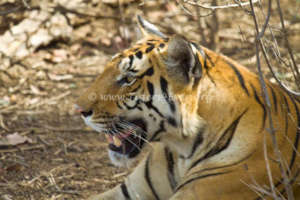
[{"x1": 75, "y1": 16, "x2": 300, "y2": 200}]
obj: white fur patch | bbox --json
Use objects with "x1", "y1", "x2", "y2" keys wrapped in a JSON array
[
  {"x1": 82, "y1": 115, "x2": 106, "y2": 133},
  {"x1": 108, "y1": 150, "x2": 135, "y2": 168}
]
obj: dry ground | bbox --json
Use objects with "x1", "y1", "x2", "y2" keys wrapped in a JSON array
[{"x1": 0, "y1": 0, "x2": 299, "y2": 199}]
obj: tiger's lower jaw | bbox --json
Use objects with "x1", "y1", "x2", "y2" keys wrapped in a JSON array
[
  {"x1": 106, "y1": 138, "x2": 146, "y2": 167},
  {"x1": 107, "y1": 139, "x2": 146, "y2": 167},
  {"x1": 105, "y1": 119, "x2": 148, "y2": 167},
  {"x1": 108, "y1": 149, "x2": 136, "y2": 167}
]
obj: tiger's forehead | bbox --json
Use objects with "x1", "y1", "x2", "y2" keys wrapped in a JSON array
[{"x1": 111, "y1": 38, "x2": 168, "y2": 73}]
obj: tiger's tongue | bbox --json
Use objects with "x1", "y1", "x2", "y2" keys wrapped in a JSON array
[{"x1": 105, "y1": 132, "x2": 131, "y2": 147}]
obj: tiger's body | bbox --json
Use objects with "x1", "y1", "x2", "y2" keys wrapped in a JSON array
[{"x1": 75, "y1": 16, "x2": 300, "y2": 200}]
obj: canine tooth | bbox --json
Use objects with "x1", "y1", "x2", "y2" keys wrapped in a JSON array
[{"x1": 113, "y1": 136, "x2": 122, "y2": 147}]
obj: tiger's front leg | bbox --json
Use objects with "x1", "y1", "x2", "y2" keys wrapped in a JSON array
[{"x1": 88, "y1": 142, "x2": 177, "y2": 200}]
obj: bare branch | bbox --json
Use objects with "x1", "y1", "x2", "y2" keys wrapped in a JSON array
[
  {"x1": 255, "y1": 2, "x2": 300, "y2": 96},
  {"x1": 261, "y1": 43, "x2": 300, "y2": 96},
  {"x1": 176, "y1": 0, "x2": 194, "y2": 16},
  {"x1": 184, "y1": 0, "x2": 260, "y2": 10},
  {"x1": 22, "y1": 0, "x2": 30, "y2": 9},
  {"x1": 257, "y1": 0, "x2": 271, "y2": 40},
  {"x1": 275, "y1": 0, "x2": 300, "y2": 89},
  {"x1": 53, "y1": 4, "x2": 120, "y2": 20},
  {"x1": 249, "y1": 0, "x2": 295, "y2": 199},
  {"x1": 194, "y1": 0, "x2": 208, "y2": 46},
  {"x1": 0, "y1": 7, "x2": 21, "y2": 16}
]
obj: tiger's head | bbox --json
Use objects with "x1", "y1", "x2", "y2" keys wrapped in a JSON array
[{"x1": 75, "y1": 16, "x2": 205, "y2": 167}]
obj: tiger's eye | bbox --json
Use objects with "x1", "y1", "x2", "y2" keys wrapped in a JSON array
[{"x1": 117, "y1": 76, "x2": 135, "y2": 86}]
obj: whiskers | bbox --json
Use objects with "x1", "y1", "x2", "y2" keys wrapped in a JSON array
[
  {"x1": 117, "y1": 120, "x2": 152, "y2": 147},
  {"x1": 88, "y1": 117, "x2": 152, "y2": 156},
  {"x1": 107, "y1": 119, "x2": 152, "y2": 156}
]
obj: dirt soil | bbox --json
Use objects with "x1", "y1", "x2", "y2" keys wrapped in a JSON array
[{"x1": 0, "y1": 0, "x2": 299, "y2": 199}]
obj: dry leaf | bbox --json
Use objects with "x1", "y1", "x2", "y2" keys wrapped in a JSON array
[{"x1": 0, "y1": 133, "x2": 32, "y2": 147}]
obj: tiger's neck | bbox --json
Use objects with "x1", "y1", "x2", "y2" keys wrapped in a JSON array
[{"x1": 167, "y1": 47, "x2": 255, "y2": 161}]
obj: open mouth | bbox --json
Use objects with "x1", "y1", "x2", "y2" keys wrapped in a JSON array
[{"x1": 105, "y1": 119, "x2": 147, "y2": 158}]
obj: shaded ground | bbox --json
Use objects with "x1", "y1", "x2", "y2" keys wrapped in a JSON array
[{"x1": 0, "y1": 0, "x2": 299, "y2": 199}]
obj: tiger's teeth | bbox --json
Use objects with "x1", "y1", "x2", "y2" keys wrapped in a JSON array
[
  {"x1": 105, "y1": 135, "x2": 113, "y2": 143},
  {"x1": 113, "y1": 136, "x2": 122, "y2": 147}
]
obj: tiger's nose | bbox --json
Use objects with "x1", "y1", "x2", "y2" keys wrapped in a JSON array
[{"x1": 74, "y1": 104, "x2": 93, "y2": 117}]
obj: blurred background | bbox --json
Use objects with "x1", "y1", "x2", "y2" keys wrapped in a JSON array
[{"x1": 0, "y1": 0, "x2": 299, "y2": 199}]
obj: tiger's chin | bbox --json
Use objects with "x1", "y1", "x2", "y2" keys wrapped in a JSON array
[{"x1": 108, "y1": 149, "x2": 136, "y2": 167}]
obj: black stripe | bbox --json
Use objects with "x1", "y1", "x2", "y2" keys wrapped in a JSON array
[
  {"x1": 186, "y1": 128, "x2": 204, "y2": 159},
  {"x1": 164, "y1": 147, "x2": 177, "y2": 191},
  {"x1": 138, "y1": 67, "x2": 154, "y2": 79},
  {"x1": 128, "y1": 55, "x2": 134, "y2": 67},
  {"x1": 293, "y1": 95, "x2": 300, "y2": 104},
  {"x1": 250, "y1": 84, "x2": 266, "y2": 130},
  {"x1": 192, "y1": 53, "x2": 202, "y2": 89},
  {"x1": 145, "y1": 154, "x2": 160, "y2": 200},
  {"x1": 120, "y1": 183, "x2": 131, "y2": 199},
  {"x1": 122, "y1": 100, "x2": 139, "y2": 110},
  {"x1": 189, "y1": 109, "x2": 247, "y2": 170},
  {"x1": 146, "y1": 45, "x2": 155, "y2": 53},
  {"x1": 128, "y1": 68, "x2": 138, "y2": 73},
  {"x1": 205, "y1": 53, "x2": 215, "y2": 67},
  {"x1": 135, "y1": 51, "x2": 143, "y2": 59},
  {"x1": 226, "y1": 61, "x2": 249, "y2": 96},
  {"x1": 192, "y1": 153, "x2": 253, "y2": 175},
  {"x1": 116, "y1": 101, "x2": 123, "y2": 110},
  {"x1": 148, "y1": 39, "x2": 158, "y2": 42},
  {"x1": 143, "y1": 82, "x2": 164, "y2": 117},
  {"x1": 287, "y1": 93, "x2": 300, "y2": 170},
  {"x1": 203, "y1": 54, "x2": 216, "y2": 85},
  {"x1": 131, "y1": 84, "x2": 141, "y2": 93},
  {"x1": 150, "y1": 121, "x2": 165, "y2": 141},
  {"x1": 283, "y1": 94, "x2": 291, "y2": 113},
  {"x1": 167, "y1": 117, "x2": 177, "y2": 127},
  {"x1": 147, "y1": 81, "x2": 154, "y2": 97},
  {"x1": 282, "y1": 93, "x2": 290, "y2": 135},
  {"x1": 176, "y1": 171, "x2": 231, "y2": 192},
  {"x1": 269, "y1": 85, "x2": 278, "y2": 114},
  {"x1": 160, "y1": 76, "x2": 176, "y2": 113},
  {"x1": 144, "y1": 101, "x2": 164, "y2": 117}
]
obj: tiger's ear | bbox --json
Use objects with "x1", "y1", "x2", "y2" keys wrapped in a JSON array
[
  {"x1": 165, "y1": 36, "x2": 202, "y2": 85},
  {"x1": 137, "y1": 15, "x2": 167, "y2": 39}
]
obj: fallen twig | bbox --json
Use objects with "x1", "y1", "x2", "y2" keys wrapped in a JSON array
[
  {"x1": 0, "y1": 144, "x2": 46, "y2": 153},
  {"x1": 184, "y1": 0, "x2": 260, "y2": 10}
]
